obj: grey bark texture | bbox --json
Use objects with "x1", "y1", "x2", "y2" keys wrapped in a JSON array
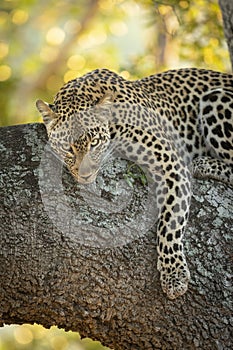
[
  {"x1": 0, "y1": 123, "x2": 233, "y2": 350},
  {"x1": 219, "y1": 0, "x2": 233, "y2": 70}
]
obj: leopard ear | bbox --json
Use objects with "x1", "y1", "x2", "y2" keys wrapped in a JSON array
[
  {"x1": 99, "y1": 94, "x2": 114, "y2": 107},
  {"x1": 36, "y1": 99, "x2": 57, "y2": 126},
  {"x1": 94, "y1": 94, "x2": 114, "y2": 122}
]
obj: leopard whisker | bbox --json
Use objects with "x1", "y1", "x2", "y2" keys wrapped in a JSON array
[{"x1": 101, "y1": 141, "x2": 117, "y2": 164}]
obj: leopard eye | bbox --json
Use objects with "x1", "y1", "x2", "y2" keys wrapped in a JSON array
[
  {"x1": 62, "y1": 144, "x2": 75, "y2": 157},
  {"x1": 90, "y1": 138, "x2": 100, "y2": 147},
  {"x1": 61, "y1": 143, "x2": 72, "y2": 152}
]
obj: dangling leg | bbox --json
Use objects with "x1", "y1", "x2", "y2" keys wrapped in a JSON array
[
  {"x1": 152, "y1": 151, "x2": 192, "y2": 299},
  {"x1": 122, "y1": 124, "x2": 192, "y2": 299}
]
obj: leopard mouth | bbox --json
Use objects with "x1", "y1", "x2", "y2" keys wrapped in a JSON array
[{"x1": 71, "y1": 171, "x2": 98, "y2": 184}]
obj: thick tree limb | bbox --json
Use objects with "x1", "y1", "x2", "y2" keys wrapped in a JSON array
[
  {"x1": 0, "y1": 123, "x2": 232, "y2": 350},
  {"x1": 219, "y1": 0, "x2": 233, "y2": 70}
]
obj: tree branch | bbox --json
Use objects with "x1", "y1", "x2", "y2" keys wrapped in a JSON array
[
  {"x1": 219, "y1": 0, "x2": 233, "y2": 71},
  {"x1": 0, "y1": 123, "x2": 232, "y2": 350}
]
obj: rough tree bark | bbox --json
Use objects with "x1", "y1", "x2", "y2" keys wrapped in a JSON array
[
  {"x1": 219, "y1": 0, "x2": 233, "y2": 70},
  {"x1": 0, "y1": 123, "x2": 232, "y2": 350}
]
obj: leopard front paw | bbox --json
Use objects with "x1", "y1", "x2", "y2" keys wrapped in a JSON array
[{"x1": 158, "y1": 259, "x2": 190, "y2": 299}]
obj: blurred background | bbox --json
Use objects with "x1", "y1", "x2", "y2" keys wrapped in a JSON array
[
  {"x1": 0, "y1": 0, "x2": 231, "y2": 349},
  {"x1": 0, "y1": 324, "x2": 110, "y2": 350},
  {"x1": 0, "y1": 0, "x2": 231, "y2": 127}
]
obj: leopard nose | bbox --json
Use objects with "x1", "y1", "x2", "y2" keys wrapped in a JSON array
[
  {"x1": 77, "y1": 171, "x2": 98, "y2": 184},
  {"x1": 81, "y1": 174, "x2": 93, "y2": 180}
]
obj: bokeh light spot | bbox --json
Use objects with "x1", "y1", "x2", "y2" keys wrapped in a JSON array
[
  {"x1": 50, "y1": 334, "x2": 68, "y2": 350},
  {"x1": 32, "y1": 324, "x2": 47, "y2": 339},
  {"x1": 158, "y1": 5, "x2": 171, "y2": 15},
  {"x1": 46, "y1": 27, "x2": 65, "y2": 46},
  {"x1": 14, "y1": 325, "x2": 33, "y2": 345},
  {"x1": 179, "y1": 1, "x2": 189, "y2": 9},
  {"x1": 64, "y1": 70, "x2": 79, "y2": 83},
  {"x1": 12, "y1": 9, "x2": 29, "y2": 25},
  {"x1": 0, "y1": 65, "x2": 11, "y2": 81},
  {"x1": 120, "y1": 70, "x2": 130, "y2": 79},
  {"x1": 67, "y1": 55, "x2": 86, "y2": 70},
  {"x1": 110, "y1": 21, "x2": 128, "y2": 36}
]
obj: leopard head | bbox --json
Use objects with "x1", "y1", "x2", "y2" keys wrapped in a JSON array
[{"x1": 36, "y1": 96, "x2": 113, "y2": 184}]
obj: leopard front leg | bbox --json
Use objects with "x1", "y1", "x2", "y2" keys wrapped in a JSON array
[
  {"x1": 118, "y1": 125, "x2": 192, "y2": 299},
  {"x1": 153, "y1": 160, "x2": 192, "y2": 299}
]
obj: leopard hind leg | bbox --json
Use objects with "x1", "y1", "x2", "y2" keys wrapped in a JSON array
[
  {"x1": 193, "y1": 89, "x2": 233, "y2": 186},
  {"x1": 192, "y1": 156, "x2": 233, "y2": 186}
]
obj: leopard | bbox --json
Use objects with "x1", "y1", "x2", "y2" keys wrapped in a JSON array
[{"x1": 36, "y1": 67, "x2": 233, "y2": 299}]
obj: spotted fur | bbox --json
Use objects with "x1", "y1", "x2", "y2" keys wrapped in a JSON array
[{"x1": 36, "y1": 68, "x2": 233, "y2": 299}]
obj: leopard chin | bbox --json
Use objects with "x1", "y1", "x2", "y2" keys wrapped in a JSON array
[{"x1": 72, "y1": 171, "x2": 98, "y2": 184}]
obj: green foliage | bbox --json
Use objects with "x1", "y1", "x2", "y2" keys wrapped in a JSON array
[
  {"x1": 124, "y1": 163, "x2": 148, "y2": 187},
  {"x1": 0, "y1": 0, "x2": 230, "y2": 126}
]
